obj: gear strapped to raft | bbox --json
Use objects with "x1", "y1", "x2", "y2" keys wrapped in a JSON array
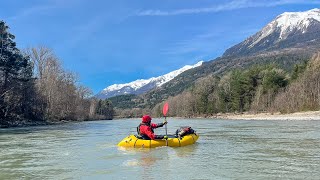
[{"x1": 175, "y1": 126, "x2": 195, "y2": 138}]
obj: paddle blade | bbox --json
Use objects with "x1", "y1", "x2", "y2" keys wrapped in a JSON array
[{"x1": 162, "y1": 102, "x2": 169, "y2": 116}]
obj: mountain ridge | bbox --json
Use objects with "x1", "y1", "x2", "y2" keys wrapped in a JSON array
[
  {"x1": 223, "y1": 8, "x2": 320, "y2": 57},
  {"x1": 96, "y1": 61, "x2": 203, "y2": 99}
]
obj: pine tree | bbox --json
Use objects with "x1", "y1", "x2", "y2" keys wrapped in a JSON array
[{"x1": 0, "y1": 20, "x2": 34, "y2": 124}]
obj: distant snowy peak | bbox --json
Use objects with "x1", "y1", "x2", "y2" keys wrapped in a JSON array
[
  {"x1": 255, "y1": 8, "x2": 320, "y2": 43},
  {"x1": 157, "y1": 61, "x2": 203, "y2": 86},
  {"x1": 276, "y1": 8, "x2": 320, "y2": 34},
  {"x1": 97, "y1": 61, "x2": 203, "y2": 99},
  {"x1": 104, "y1": 78, "x2": 156, "y2": 92},
  {"x1": 105, "y1": 61, "x2": 203, "y2": 92},
  {"x1": 223, "y1": 8, "x2": 320, "y2": 57}
]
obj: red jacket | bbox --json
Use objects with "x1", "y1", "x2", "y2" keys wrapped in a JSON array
[{"x1": 138, "y1": 123, "x2": 164, "y2": 140}]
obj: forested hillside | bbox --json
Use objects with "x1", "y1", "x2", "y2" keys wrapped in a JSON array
[
  {"x1": 151, "y1": 53, "x2": 320, "y2": 117},
  {"x1": 142, "y1": 50, "x2": 312, "y2": 107},
  {"x1": 110, "y1": 50, "x2": 312, "y2": 117}
]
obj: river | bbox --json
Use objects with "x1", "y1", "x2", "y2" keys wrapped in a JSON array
[{"x1": 1, "y1": 119, "x2": 320, "y2": 179}]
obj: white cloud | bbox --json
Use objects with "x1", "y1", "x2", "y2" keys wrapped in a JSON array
[{"x1": 137, "y1": 0, "x2": 320, "y2": 16}]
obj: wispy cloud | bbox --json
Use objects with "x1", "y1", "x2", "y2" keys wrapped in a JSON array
[
  {"x1": 137, "y1": 0, "x2": 320, "y2": 16},
  {"x1": 8, "y1": 5, "x2": 57, "y2": 21},
  {"x1": 7, "y1": 0, "x2": 77, "y2": 21}
]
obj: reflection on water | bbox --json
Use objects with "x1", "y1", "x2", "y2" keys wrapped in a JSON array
[{"x1": 1, "y1": 119, "x2": 320, "y2": 179}]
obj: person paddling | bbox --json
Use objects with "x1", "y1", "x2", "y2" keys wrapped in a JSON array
[{"x1": 137, "y1": 115, "x2": 168, "y2": 140}]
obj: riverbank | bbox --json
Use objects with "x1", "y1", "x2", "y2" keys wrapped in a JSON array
[
  {"x1": 0, "y1": 119, "x2": 49, "y2": 128},
  {"x1": 0, "y1": 118, "x2": 114, "y2": 128},
  {"x1": 2, "y1": 111, "x2": 320, "y2": 128},
  {"x1": 216, "y1": 111, "x2": 320, "y2": 120}
]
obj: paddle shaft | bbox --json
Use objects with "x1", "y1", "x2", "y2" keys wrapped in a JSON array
[
  {"x1": 165, "y1": 116, "x2": 168, "y2": 146},
  {"x1": 165, "y1": 116, "x2": 167, "y2": 135}
]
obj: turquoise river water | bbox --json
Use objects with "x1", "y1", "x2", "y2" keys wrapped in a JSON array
[{"x1": 1, "y1": 119, "x2": 320, "y2": 179}]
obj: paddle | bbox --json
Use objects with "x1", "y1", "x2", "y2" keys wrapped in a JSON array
[{"x1": 162, "y1": 102, "x2": 169, "y2": 145}]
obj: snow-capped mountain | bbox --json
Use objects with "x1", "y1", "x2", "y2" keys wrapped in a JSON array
[
  {"x1": 96, "y1": 61, "x2": 203, "y2": 99},
  {"x1": 223, "y1": 8, "x2": 320, "y2": 57}
]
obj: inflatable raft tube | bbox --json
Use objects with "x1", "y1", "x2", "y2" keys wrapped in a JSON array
[{"x1": 117, "y1": 133, "x2": 199, "y2": 148}]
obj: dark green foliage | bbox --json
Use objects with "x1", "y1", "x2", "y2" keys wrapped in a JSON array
[
  {"x1": 261, "y1": 69, "x2": 288, "y2": 93},
  {"x1": 291, "y1": 61, "x2": 307, "y2": 81},
  {"x1": 0, "y1": 20, "x2": 40, "y2": 125},
  {"x1": 96, "y1": 99, "x2": 114, "y2": 120},
  {"x1": 220, "y1": 66, "x2": 262, "y2": 112},
  {"x1": 224, "y1": 66, "x2": 288, "y2": 112},
  {"x1": 108, "y1": 94, "x2": 144, "y2": 109},
  {"x1": 229, "y1": 70, "x2": 251, "y2": 112}
]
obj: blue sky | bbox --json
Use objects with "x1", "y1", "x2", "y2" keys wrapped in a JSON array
[{"x1": 1, "y1": 0, "x2": 320, "y2": 93}]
